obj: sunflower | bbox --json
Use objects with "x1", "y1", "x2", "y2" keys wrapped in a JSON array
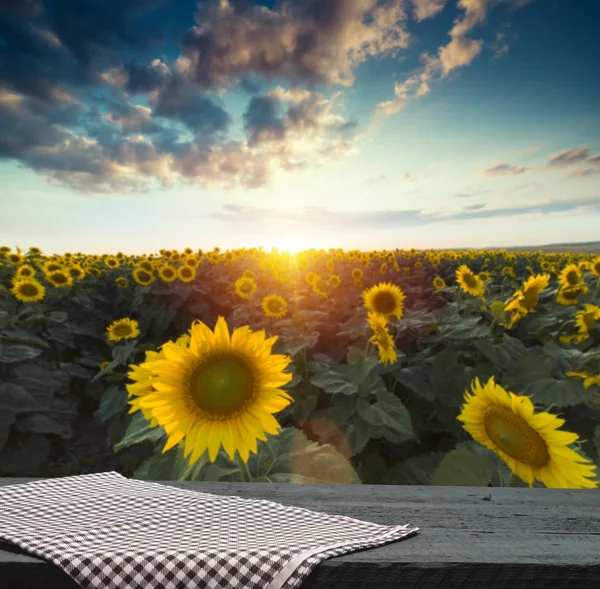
[
  {"x1": 328, "y1": 274, "x2": 341, "y2": 288},
  {"x1": 351, "y1": 268, "x2": 363, "y2": 281},
  {"x1": 43, "y1": 260, "x2": 63, "y2": 274},
  {"x1": 159, "y1": 265, "x2": 177, "y2": 283},
  {"x1": 8, "y1": 253, "x2": 23, "y2": 264},
  {"x1": 68, "y1": 264, "x2": 85, "y2": 280},
  {"x1": 456, "y1": 265, "x2": 484, "y2": 296},
  {"x1": 106, "y1": 317, "x2": 140, "y2": 342},
  {"x1": 46, "y1": 270, "x2": 73, "y2": 288},
  {"x1": 235, "y1": 276, "x2": 257, "y2": 299},
  {"x1": 458, "y1": 377, "x2": 597, "y2": 488},
  {"x1": 566, "y1": 372, "x2": 600, "y2": 390},
  {"x1": 15, "y1": 264, "x2": 36, "y2": 279},
  {"x1": 29, "y1": 247, "x2": 41, "y2": 255},
  {"x1": 11, "y1": 279, "x2": 45, "y2": 303},
  {"x1": 177, "y1": 265, "x2": 196, "y2": 283},
  {"x1": 137, "y1": 260, "x2": 153, "y2": 272},
  {"x1": 557, "y1": 284, "x2": 586, "y2": 306},
  {"x1": 478, "y1": 271, "x2": 490, "y2": 283},
  {"x1": 367, "y1": 312, "x2": 397, "y2": 366},
  {"x1": 589, "y1": 257, "x2": 600, "y2": 277},
  {"x1": 128, "y1": 317, "x2": 293, "y2": 464},
  {"x1": 504, "y1": 273, "x2": 550, "y2": 326},
  {"x1": 558, "y1": 263, "x2": 581, "y2": 289},
  {"x1": 133, "y1": 267, "x2": 155, "y2": 286},
  {"x1": 363, "y1": 282, "x2": 406, "y2": 319},
  {"x1": 242, "y1": 269, "x2": 256, "y2": 279},
  {"x1": 432, "y1": 276, "x2": 446, "y2": 291},
  {"x1": 105, "y1": 256, "x2": 120, "y2": 269},
  {"x1": 115, "y1": 276, "x2": 129, "y2": 288},
  {"x1": 574, "y1": 304, "x2": 600, "y2": 339},
  {"x1": 262, "y1": 294, "x2": 288, "y2": 319}
]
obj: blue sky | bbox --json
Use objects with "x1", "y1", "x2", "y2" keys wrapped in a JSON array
[{"x1": 1, "y1": 0, "x2": 599, "y2": 254}]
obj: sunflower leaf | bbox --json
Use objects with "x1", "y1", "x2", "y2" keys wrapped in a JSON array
[{"x1": 431, "y1": 449, "x2": 495, "y2": 487}]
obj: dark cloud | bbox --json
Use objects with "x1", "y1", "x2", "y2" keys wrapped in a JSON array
[
  {"x1": 546, "y1": 146, "x2": 590, "y2": 168},
  {"x1": 0, "y1": 0, "x2": 43, "y2": 19},
  {"x1": 464, "y1": 203, "x2": 486, "y2": 211},
  {"x1": 180, "y1": 0, "x2": 410, "y2": 89},
  {"x1": 152, "y1": 80, "x2": 230, "y2": 134},
  {"x1": 244, "y1": 94, "x2": 285, "y2": 145},
  {"x1": 482, "y1": 162, "x2": 527, "y2": 176}
]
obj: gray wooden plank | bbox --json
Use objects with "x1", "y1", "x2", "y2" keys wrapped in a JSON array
[{"x1": 1, "y1": 478, "x2": 599, "y2": 588}]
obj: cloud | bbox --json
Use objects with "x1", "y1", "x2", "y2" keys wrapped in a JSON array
[
  {"x1": 376, "y1": 0, "x2": 535, "y2": 115},
  {"x1": 210, "y1": 195, "x2": 600, "y2": 232},
  {"x1": 587, "y1": 154, "x2": 600, "y2": 167},
  {"x1": 482, "y1": 163, "x2": 527, "y2": 176},
  {"x1": 366, "y1": 174, "x2": 388, "y2": 184},
  {"x1": 464, "y1": 203, "x2": 486, "y2": 210},
  {"x1": 546, "y1": 146, "x2": 590, "y2": 168},
  {"x1": 454, "y1": 189, "x2": 493, "y2": 197},
  {"x1": 409, "y1": 0, "x2": 447, "y2": 21},
  {"x1": 180, "y1": 0, "x2": 410, "y2": 89}
]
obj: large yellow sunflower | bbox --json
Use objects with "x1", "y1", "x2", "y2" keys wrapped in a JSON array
[
  {"x1": 574, "y1": 304, "x2": 600, "y2": 339},
  {"x1": 557, "y1": 284, "x2": 587, "y2": 306},
  {"x1": 456, "y1": 265, "x2": 484, "y2": 296},
  {"x1": 129, "y1": 317, "x2": 293, "y2": 464},
  {"x1": 432, "y1": 276, "x2": 446, "y2": 291},
  {"x1": 106, "y1": 318, "x2": 140, "y2": 342},
  {"x1": 158, "y1": 265, "x2": 177, "y2": 283},
  {"x1": 11, "y1": 278, "x2": 45, "y2": 303},
  {"x1": 177, "y1": 265, "x2": 196, "y2": 283},
  {"x1": 15, "y1": 264, "x2": 36, "y2": 279},
  {"x1": 590, "y1": 256, "x2": 600, "y2": 277},
  {"x1": 458, "y1": 377, "x2": 597, "y2": 488},
  {"x1": 363, "y1": 282, "x2": 406, "y2": 319}
]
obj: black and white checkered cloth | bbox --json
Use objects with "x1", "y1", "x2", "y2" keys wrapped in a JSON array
[{"x1": 0, "y1": 471, "x2": 419, "y2": 589}]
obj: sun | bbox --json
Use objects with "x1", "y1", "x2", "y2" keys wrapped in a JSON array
[{"x1": 264, "y1": 235, "x2": 319, "y2": 254}]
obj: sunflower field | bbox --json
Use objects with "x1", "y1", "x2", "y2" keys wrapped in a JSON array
[{"x1": 1, "y1": 245, "x2": 599, "y2": 489}]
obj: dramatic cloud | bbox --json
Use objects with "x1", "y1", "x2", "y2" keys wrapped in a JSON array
[
  {"x1": 546, "y1": 146, "x2": 590, "y2": 168},
  {"x1": 409, "y1": 0, "x2": 447, "y2": 21},
  {"x1": 180, "y1": 0, "x2": 410, "y2": 89},
  {"x1": 376, "y1": 0, "x2": 536, "y2": 115},
  {"x1": 482, "y1": 163, "x2": 527, "y2": 176}
]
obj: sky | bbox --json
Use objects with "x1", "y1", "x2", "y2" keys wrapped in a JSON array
[{"x1": 1, "y1": 0, "x2": 599, "y2": 254}]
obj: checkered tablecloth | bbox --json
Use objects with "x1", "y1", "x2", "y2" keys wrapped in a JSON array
[{"x1": 0, "y1": 471, "x2": 419, "y2": 589}]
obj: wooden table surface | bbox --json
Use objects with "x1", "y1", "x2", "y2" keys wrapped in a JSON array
[{"x1": 1, "y1": 478, "x2": 599, "y2": 588}]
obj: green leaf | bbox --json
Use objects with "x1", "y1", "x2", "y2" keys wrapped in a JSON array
[
  {"x1": 0, "y1": 383, "x2": 41, "y2": 412},
  {"x1": 15, "y1": 414, "x2": 66, "y2": 436},
  {"x1": 0, "y1": 409, "x2": 15, "y2": 453},
  {"x1": 392, "y1": 364, "x2": 435, "y2": 402},
  {"x1": 383, "y1": 452, "x2": 445, "y2": 485},
  {"x1": 11, "y1": 363, "x2": 70, "y2": 401},
  {"x1": 0, "y1": 330, "x2": 49, "y2": 349},
  {"x1": 281, "y1": 332, "x2": 320, "y2": 356},
  {"x1": 309, "y1": 366, "x2": 358, "y2": 395},
  {"x1": 0, "y1": 432, "x2": 51, "y2": 476},
  {"x1": 474, "y1": 334, "x2": 526, "y2": 372},
  {"x1": 356, "y1": 390, "x2": 414, "y2": 444},
  {"x1": 95, "y1": 386, "x2": 128, "y2": 422},
  {"x1": 0, "y1": 344, "x2": 43, "y2": 363},
  {"x1": 48, "y1": 311, "x2": 68, "y2": 323},
  {"x1": 431, "y1": 449, "x2": 495, "y2": 486},
  {"x1": 113, "y1": 411, "x2": 166, "y2": 452},
  {"x1": 430, "y1": 349, "x2": 466, "y2": 407},
  {"x1": 440, "y1": 314, "x2": 489, "y2": 341},
  {"x1": 112, "y1": 340, "x2": 138, "y2": 365}
]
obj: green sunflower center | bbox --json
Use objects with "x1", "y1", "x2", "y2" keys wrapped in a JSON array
[
  {"x1": 464, "y1": 273, "x2": 477, "y2": 288},
  {"x1": 372, "y1": 291, "x2": 397, "y2": 314},
  {"x1": 485, "y1": 406, "x2": 550, "y2": 468},
  {"x1": 190, "y1": 354, "x2": 255, "y2": 416},
  {"x1": 113, "y1": 324, "x2": 133, "y2": 337},
  {"x1": 19, "y1": 283, "x2": 40, "y2": 297}
]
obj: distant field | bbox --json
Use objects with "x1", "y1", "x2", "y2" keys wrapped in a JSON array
[{"x1": 503, "y1": 242, "x2": 600, "y2": 254}]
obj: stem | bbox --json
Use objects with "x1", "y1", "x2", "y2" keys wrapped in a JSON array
[
  {"x1": 507, "y1": 473, "x2": 522, "y2": 488},
  {"x1": 236, "y1": 452, "x2": 251, "y2": 483}
]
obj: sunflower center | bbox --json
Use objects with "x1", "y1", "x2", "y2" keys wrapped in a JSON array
[
  {"x1": 113, "y1": 324, "x2": 133, "y2": 337},
  {"x1": 565, "y1": 270, "x2": 579, "y2": 285},
  {"x1": 372, "y1": 291, "x2": 397, "y2": 314},
  {"x1": 190, "y1": 354, "x2": 255, "y2": 416},
  {"x1": 484, "y1": 406, "x2": 550, "y2": 468},
  {"x1": 562, "y1": 289, "x2": 578, "y2": 301},
  {"x1": 19, "y1": 283, "x2": 39, "y2": 297},
  {"x1": 464, "y1": 274, "x2": 477, "y2": 288},
  {"x1": 52, "y1": 273, "x2": 68, "y2": 284}
]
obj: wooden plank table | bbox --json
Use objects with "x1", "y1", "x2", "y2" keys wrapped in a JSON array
[{"x1": 1, "y1": 478, "x2": 599, "y2": 588}]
